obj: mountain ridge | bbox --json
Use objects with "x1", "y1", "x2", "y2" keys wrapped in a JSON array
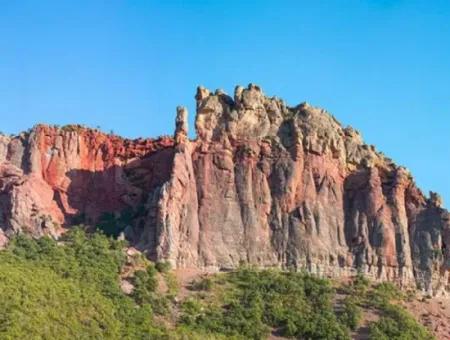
[{"x1": 0, "y1": 84, "x2": 448, "y2": 295}]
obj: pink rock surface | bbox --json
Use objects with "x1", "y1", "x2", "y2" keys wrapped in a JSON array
[
  {"x1": 0, "y1": 125, "x2": 174, "y2": 238},
  {"x1": 0, "y1": 85, "x2": 448, "y2": 294}
]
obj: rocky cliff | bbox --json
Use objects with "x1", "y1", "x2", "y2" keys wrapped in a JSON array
[{"x1": 0, "y1": 84, "x2": 448, "y2": 295}]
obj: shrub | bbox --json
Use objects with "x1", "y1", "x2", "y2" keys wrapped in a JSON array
[
  {"x1": 191, "y1": 277, "x2": 213, "y2": 291},
  {"x1": 95, "y1": 207, "x2": 136, "y2": 238},
  {"x1": 0, "y1": 229, "x2": 166, "y2": 339},
  {"x1": 0, "y1": 230, "x2": 433, "y2": 340},
  {"x1": 352, "y1": 272, "x2": 370, "y2": 297},
  {"x1": 131, "y1": 265, "x2": 158, "y2": 305},
  {"x1": 369, "y1": 282, "x2": 404, "y2": 308},
  {"x1": 164, "y1": 271, "x2": 179, "y2": 296},
  {"x1": 368, "y1": 304, "x2": 434, "y2": 340},
  {"x1": 155, "y1": 261, "x2": 172, "y2": 273},
  {"x1": 0, "y1": 261, "x2": 121, "y2": 339},
  {"x1": 95, "y1": 212, "x2": 125, "y2": 238},
  {"x1": 180, "y1": 268, "x2": 350, "y2": 340},
  {"x1": 339, "y1": 296, "x2": 362, "y2": 330}
]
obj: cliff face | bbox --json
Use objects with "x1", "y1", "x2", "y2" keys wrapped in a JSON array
[
  {"x1": 0, "y1": 85, "x2": 448, "y2": 294},
  {"x1": 0, "y1": 125, "x2": 174, "y2": 242}
]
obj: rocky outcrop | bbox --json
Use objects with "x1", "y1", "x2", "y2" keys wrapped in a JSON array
[
  {"x1": 150, "y1": 84, "x2": 450, "y2": 295},
  {"x1": 0, "y1": 85, "x2": 448, "y2": 295},
  {"x1": 0, "y1": 125, "x2": 174, "y2": 240}
]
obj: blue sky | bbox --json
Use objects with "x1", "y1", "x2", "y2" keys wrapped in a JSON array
[{"x1": 0, "y1": 0, "x2": 449, "y2": 205}]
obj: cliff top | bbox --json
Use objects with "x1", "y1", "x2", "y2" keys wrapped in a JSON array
[{"x1": 3, "y1": 83, "x2": 445, "y2": 207}]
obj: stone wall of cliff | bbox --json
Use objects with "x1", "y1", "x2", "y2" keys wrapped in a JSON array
[
  {"x1": 0, "y1": 125, "x2": 174, "y2": 242},
  {"x1": 0, "y1": 85, "x2": 448, "y2": 295},
  {"x1": 152, "y1": 84, "x2": 449, "y2": 295}
]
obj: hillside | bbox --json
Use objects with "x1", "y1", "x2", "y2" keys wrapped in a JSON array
[{"x1": 1, "y1": 229, "x2": 448, "y2": 339}]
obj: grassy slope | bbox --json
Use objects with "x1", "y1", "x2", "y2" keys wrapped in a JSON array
[{"x1": 0, "y1": 229, "x2": 436, "y2": 340}]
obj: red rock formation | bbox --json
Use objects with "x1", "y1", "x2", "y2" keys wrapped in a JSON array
[
  {"x1": 0, "y1": 85, "x2": 448, "y2": 295},
  {"x1": 0, "y1": 125, "x2": 174, "y2": 238},
  {"x1": 150, "y1": 84, "x2": 449, "y2": 295}
]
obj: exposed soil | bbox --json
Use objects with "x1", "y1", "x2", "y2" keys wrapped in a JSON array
[
  {"x1": 174, "y1": 267, "x2": 211, "y2": 299},
  {"x1": 404, "y1": 296, "x2": 450, "y2": 340}
]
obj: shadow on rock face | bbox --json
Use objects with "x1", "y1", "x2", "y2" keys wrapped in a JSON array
[{"x1": 56, "y1": 147, "x2": 176, "y2": 244}]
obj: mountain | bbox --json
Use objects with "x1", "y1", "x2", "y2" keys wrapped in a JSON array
[{"x1": 0, "y1": 84, "x2": 448, "y2": 295}]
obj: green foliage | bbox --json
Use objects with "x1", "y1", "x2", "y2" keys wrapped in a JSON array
[
  {"x1": 353, "y1": 272, "x2": 370, "y2": 294},
  {"x1": 0, "y1": 261, "x2": 120, "y2": 339},
  {"x1": 368, "y1": 304, "x2": 435, "y2": 340},
  {"x1": 95, "y1": 210, "x2": 130, "y2": 238},
  {"x1": 342, "y1": 278, "x2": 435, "y2": 340},
  {"x1": 369, "y1": 282, "x2": 404, "y2": 308},
  {"x1": 341, "y1": 274, "x2": 432, "y2": 339},
  {"x1": 432, "y1": 248, "x2": 443, "y2": 259},
  {"x1": 180, "y1": 267, "x2": 350, "y2": 340},
  {"x1": 190, "y1": 277, "x2": 213, "y2": 291},
  {"x1": 0, "y1": 229, "x2": 165, "y2": 339},
  {"x1": 169, "y1": 326, "x2": 234, "y2": 340},
  {"x1": 0, "y1": 232, "x2": 435, "y2": 340},
  {"x1": 164, "y1": 271, "x2": 179, "y2": 297},
  {"x1": 341, "y1": 272, "x2": 370, "y2": 300},
  {"x1": 60, "y1": 124, "x2": 85, "y2": 132},
  {"x1": 155, "y1": 260, "x2": 172, "y2": 273},
  {"x1": 94, "y1": 207, "x2": 136, "y2": 238},
  {"x1": 131, "y1": 264, "x2": 171, "y2": 315},
  {"x1": 132, "y1": 265, "x2": 158, "y2": 304},
  {"x1": 8, "y1": 229, "x2": 126, "y2": 299},
  {"x1": 339, "y1": 296, "x2": 362, "y2": 330}
]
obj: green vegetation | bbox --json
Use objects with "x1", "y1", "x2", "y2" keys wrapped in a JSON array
[
  {"x1": 95, "y1": 209, "x2": 134, "y2": 237},
  {"x1": 60, "y1": 124, "x2": 86, "y2": 132},
  {"x1": 339, "y1": 296, "x2": 362, "y2": 331},
  {"x1": 0, "y1": 230, "x2": 436, "y2": 339},
  {"x1": 432, "y1": 248, "x2": 443, "y2": 259},
  {"x1": 180, "y1": 268, "x2": 350, "y2": 339},
  {"x1": 155, "y1": 260, "x2": 172, "y2": 273},
  {"x1": 368, "y1": 304, "x2": 433, "y2": 340},
  {"x1": 0, "y1": 261, "x2": 120, "y2": 339},
  {"x1": 366, "y1": 283, "x2": 433, "y2": 340},
  {"x1": 341, "y1": 274, "x2": 434, "y2": 340},
  {"x1": 0, "y1": 228, "x2": 166, "y2": 339},
  {"x1": 95, "y1": 207, "x2": 148, "y2": 238}
]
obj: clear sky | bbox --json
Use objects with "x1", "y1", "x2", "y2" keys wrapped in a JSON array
[{"x1": 1, "y1": 1, "x2": 449, "y2": 205}]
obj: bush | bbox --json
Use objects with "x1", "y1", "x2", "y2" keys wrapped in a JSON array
[
  {"x1": 180, "y1": 268, "x2": 350, "y2": 340},
  {"x1": 0, "y1": 261, "x2": 121, "y2": 339},
  {"x1": 155, "y1": 261, "x2": 172, "y2": 273},
  {"x1": 351, "y1": 272, "x2": 370, "y2": 298},
  {"x1": 368, "y1": 304, "x2": 434, "y2": 340},
  {"x1": 191, "y1": 277, "x2": 213, "y2": 291},
  {"x1": 0, "y1": 229, "x2": 166, "y2": 339},
  {"x1": 0, "y1": 230, "x2": 434, "y2": 340},
  {"x1": 95, "y1": 210, "x2": 132, "y2": 238},
  {"x1": 339, "y1": 296, "x2": 362, "y2": 330},
  {"x1": 369, "y1": 282, "x2": 404, "y2": 308},
  {"x1": 164, "y1": 271, "x2": 179, "y2": 296},
  {"x1": 131, "y1": 265, "x2": 158, "y2": 305}
]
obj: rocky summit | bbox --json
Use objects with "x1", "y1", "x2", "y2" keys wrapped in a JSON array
[{"x1": 0, "y1": 84, "x2": 448, "y2": 295}]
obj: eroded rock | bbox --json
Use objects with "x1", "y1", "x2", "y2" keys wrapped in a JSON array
[{"x1": 0, "y1": 84, "x2": 448, "y2": 295}]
